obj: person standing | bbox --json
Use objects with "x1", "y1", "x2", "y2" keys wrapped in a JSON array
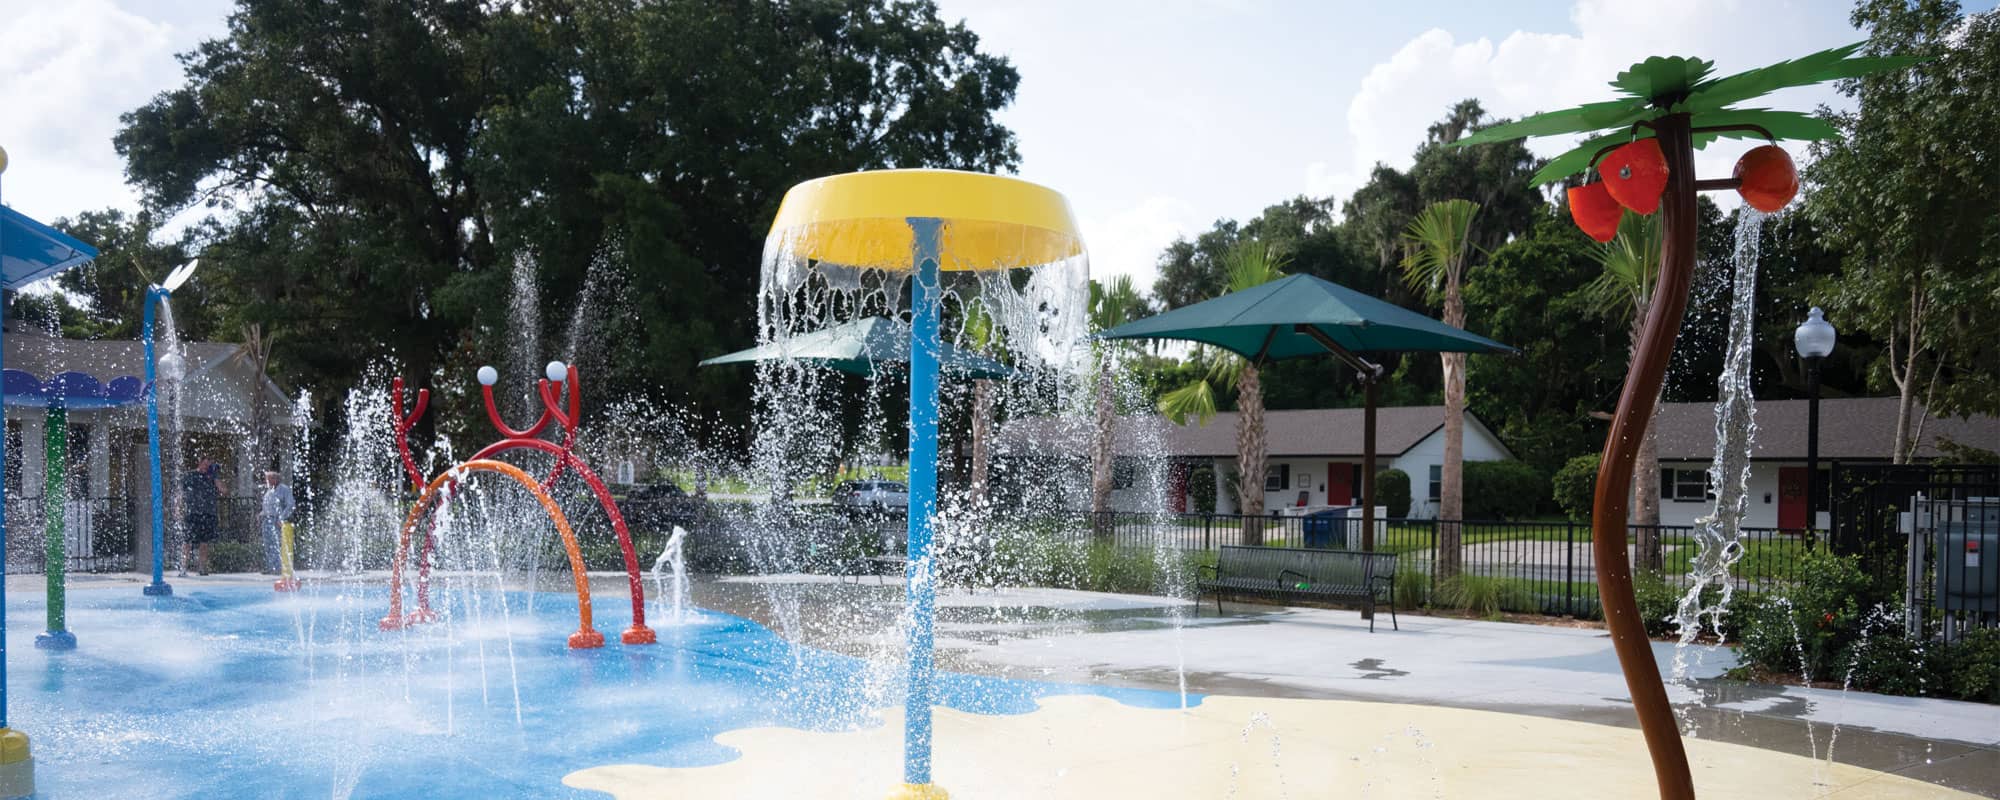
[
  {"x1": 181, "y1": 459, "x2": 222, "y2": 574},
  {"x1": 258, "y1": 470, "x2": 296, "y2": 574}
]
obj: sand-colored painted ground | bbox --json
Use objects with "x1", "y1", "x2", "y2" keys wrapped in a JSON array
[{"x1": 563, "y1": 694, "x2": 1977, "y2": 799}]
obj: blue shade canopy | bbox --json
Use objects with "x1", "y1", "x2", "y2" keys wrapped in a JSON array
[
  {"x1": 699, "y1": 316, "x2": 1014, "y2": 379},
  {"x1": 1, "y1": 369, "x2": 148, "y2": 408},
  {"x1": 1098, "y1": 273, "x2": 1515, "y2": 360},
  {"x1": 1, "y1": 206, "x2": 98, "y2": 291}
]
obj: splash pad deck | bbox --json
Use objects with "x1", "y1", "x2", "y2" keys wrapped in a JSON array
[{"x1": 9, "y1": 581, "x2": 1988, "y2": 799}]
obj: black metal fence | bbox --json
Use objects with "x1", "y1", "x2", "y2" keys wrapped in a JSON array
[
  {"x1": 1831, "y1": 464, "x2": 1999, "y2": 643},
  {"x1": 3, "y1": 496, "x2": 137, "y2": 573},
  {"x1": 1081, "y1": 510, "x2": 1816, "y2": 618}
]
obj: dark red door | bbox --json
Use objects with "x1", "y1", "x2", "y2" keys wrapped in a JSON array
[
  {"x1": 1777, "y1": 466, "x2": 1807, "y2": 530},
  {"x1": 1327, "y1": 462, "x2": 1353, "y2": 505}
]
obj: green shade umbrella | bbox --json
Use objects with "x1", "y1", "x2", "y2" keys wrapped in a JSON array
[
  {"x1": 699, "y1": 316, "x2": 1013, "y2": 380},
  {"x1": 1098, "y1": 272, "x2": 1515, "y2": 549},
  {"x1": 1099, "y1": 274, "x2": 1513, "y2": 358}
]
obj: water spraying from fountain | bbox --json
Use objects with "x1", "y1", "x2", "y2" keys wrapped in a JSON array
[
  {"x1": 1672, "y1": 209, "x2": 1765, "y2": 666},
  {"x1": 653, "y1": 526, "x2": 693, "y2": 626}
]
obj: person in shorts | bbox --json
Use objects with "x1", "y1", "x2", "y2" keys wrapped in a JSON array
[{"x1": 182, "y1": 459, "x2": 222, "y2": 574}]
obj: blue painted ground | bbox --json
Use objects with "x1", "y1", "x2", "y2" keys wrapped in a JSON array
[{"x1": 4, "y1": 584, "x2": 1193, "y2": 799}]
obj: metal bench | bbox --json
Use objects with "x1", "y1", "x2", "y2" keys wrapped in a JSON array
[{"x1": 1196, "y1": 545, "x2": 1398, "y2": 632}]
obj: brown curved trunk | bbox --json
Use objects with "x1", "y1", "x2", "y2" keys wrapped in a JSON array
[
  {"x1": 1236, "y1": 363, "x2": 1266, "y2": 546},
  {"x1": 1591, "y1": 113, "x2": 1695, "y2": 799}
]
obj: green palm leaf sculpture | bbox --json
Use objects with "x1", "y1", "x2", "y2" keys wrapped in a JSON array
[{"x1": 1456, "y1": 42, "x2": 1918, "y2": 185}]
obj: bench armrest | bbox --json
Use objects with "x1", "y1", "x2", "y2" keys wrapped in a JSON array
[
  {"x1": 1196, "y1": 562, "x2": 1219, "y2": 580},
  {"x1": 1278, "y1": 568, "x2": 1312, "y2": 587}
]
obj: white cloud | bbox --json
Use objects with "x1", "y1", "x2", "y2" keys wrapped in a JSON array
[
  {"x1": 1321, "y1": 0, "x2": 1859, "y2": 212},
  {"x1": 0, "y1": 0, "x2": 226, "y2": 221},
  {"x1": 1080, "y1": 195, "x2": 1202, "y2": 292}
]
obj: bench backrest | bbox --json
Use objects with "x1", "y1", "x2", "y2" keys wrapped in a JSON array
[{"x1": 1216, "y1": 545, "x2": 1397, "y2": 588}]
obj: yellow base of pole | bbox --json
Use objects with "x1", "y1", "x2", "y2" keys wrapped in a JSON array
[
  {"x1": 0, "y1": 728, "x2": 34, "y2": 800},
  {"x1": 885, "y1": 783, "x2": 948, "y2": 800}
]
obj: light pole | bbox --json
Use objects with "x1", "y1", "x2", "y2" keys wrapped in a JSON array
[
  {"x1": 1794, "y1": 307, "x2": 1836, "y2": 537},
  {"x1": 142, "y1": 260, "x2": 200, "y2": 597}
]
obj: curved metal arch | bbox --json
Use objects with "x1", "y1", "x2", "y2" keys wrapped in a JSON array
[{"x1": 381, "y1": 459, "x2": 605, "y2": 649}]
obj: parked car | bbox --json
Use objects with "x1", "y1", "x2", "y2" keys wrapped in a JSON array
[
  {"x1": 615, "y1": 482, "x2": 700, "y2": 528},
  {"x1": 831, "y1": 479, "x2": 909, "y2": 512}
]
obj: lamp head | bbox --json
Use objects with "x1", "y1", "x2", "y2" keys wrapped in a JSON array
[{"x1": 1794, "y1": 307, "x2": 1837, "y2": 359}]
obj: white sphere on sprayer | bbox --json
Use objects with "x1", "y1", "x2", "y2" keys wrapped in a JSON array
[
  {"x1": 476, "y1": 366, "x2": 498, "y2": 386},
  {"x1": 158, "y1": 352, "x2": 186, "y2": 381},
  {"x1": 545, "y1": 361, "x2": 568, "y2": 382}
]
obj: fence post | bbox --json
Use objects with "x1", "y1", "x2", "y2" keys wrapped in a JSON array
[
  {"x1": 1203, "y1": 514, "x2": 1212, "y2": 551},
  {"x1": 1564, "y1": 519, "x2": 1576, "y2": 617}
]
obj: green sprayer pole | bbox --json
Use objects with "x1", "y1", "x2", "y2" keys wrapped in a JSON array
[{"x1": 36, "y1": 400, "x2": 75, "y2": 650}]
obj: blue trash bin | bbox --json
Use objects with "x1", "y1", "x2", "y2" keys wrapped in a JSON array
[{"x1": 1304, "y1": 508, "x2": 1349, "y2": 549}]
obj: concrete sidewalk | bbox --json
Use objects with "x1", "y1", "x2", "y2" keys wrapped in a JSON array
[{"x1": 694, "y1": 577, "x2": 2000, "y2": 797}]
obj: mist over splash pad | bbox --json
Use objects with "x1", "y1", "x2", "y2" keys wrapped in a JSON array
[{"x1": 7, "y1": 586, "x2": 1184, "y2": 799}]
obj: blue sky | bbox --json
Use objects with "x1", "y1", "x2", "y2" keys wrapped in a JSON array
[{"x1": 3, "y1": 0, "x2": 1985, "y2": 289}]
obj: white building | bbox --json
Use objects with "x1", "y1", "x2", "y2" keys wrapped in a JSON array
[
  {"x1": 4, "y1": 330, "x2": 296, "y2": 571},
  {"x1": 997, "y1": 406, "x2": 1515, "y2": 518},
  {"x1": 1651, "y1": 397, "x2": 2000, "y2": 530}
]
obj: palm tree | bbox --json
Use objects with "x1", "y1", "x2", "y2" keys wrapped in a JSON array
[
  {"x1": 1158, "y1": 241, "x2": 1287, "y2": 545},
  {"x1": 1086, "y1": 276, "x2": 1147, "y2": 530},
  {"x1": 1585, "y1": 212, "x2": 1666, "y2": 570},
  {"x1": 1399, "y1": 199, "x2": 1479, "y2": 580}
]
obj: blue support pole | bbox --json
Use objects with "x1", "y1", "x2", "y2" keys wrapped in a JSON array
[
  {"x1": 1, "y1": 293, "x2": 9, "y2": 726},
  {"x1": 901, "y1": 217, "x2": 944, "y2": 788},
  {"x1": 142, "y1": 288, "x2": 172, "y2": 597}
]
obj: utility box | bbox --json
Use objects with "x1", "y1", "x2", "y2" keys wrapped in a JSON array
[{"x1": 1935, "y1": 498, "x2": 1999, "y2": 617}]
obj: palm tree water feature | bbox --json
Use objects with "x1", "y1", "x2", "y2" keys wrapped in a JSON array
[
  {"x1": 750, "y1": 169, "x2": 1088, "y2": 797},
  {"x1": 1455, "y1": 43, "x2": 1916, "y2": 799}
]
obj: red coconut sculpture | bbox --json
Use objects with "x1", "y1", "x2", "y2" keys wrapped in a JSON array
[
  {"x1": 381, "y1": 361, "x2": 655, "y2": 648},
  {"x1": 1455, "y1": 45, "x2": 1913, "y2": 799}
]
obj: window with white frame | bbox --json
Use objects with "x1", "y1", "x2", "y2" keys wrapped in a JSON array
[
  {"x1": 1428, "y1": 464, "x2": 1442, "y2": 501},
  {"x1": 1265, "y1": 464, "x2": 1289, "y2": 492},
  {"x1": 1660, "y1": 468, "x2": 1713, "y2": 501}
]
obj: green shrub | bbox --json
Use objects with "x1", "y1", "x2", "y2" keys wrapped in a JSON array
[
  {"x1": 207, "y1": 541, "x2": 261, "y2": 573},
  {"x1": 1392, "y1": 563, "x2": 1429, "y2": 609},
  {"x1": 1188, "y1": 463, "x2": 1217, "y2": 513},
  {"x1": 1436, "y1": 574, "x2": 1526, "y2": 619},
  {"x1": 1849, "y1": 625, "x2": 1942, "y2": 697},
  {"x1": 1375, "y1": 469, "x2": 1411, "y2": 518},
  {"x1": 1551, "y1": 454, "x2": 1600, "y2": 522},
  {"x1": 1462, "y1": 461, "x2": 1548, "y2": 520},
  {"x1": 1633, "y1": 574, "x2": 1682, "y2": 638},
  {"x1": 1737, "y1": 550, "x2": 1878, "y2": 680},
  {"x1": 1944, "y1": 628, "x2": 2000, "y2": 704}
]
